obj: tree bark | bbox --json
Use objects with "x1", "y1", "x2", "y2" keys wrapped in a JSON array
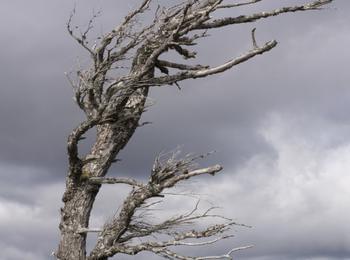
[
  {"x1": 57, "y1": 0, "x2": 334, "y2": 258},
  {"x1": 57, "y1": 182, "x2": 99, "y2": 260},
  {"x1": 57, "y1": 90, "x2": 148, "y2": 260},
  {"x1": 57, "y1": 119, "x2": 147, "y2": 259},
  {"x1": 57, "y1": 51, "x2": 150, "y2": 258}
]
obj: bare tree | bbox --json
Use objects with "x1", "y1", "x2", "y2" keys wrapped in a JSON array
[{"x1": 55, "y1": 1, "x2": 334, "y2": 259}]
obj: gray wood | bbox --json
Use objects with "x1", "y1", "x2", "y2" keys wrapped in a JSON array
[{"x1": 55, "y1": 1, "x2": 334, "y2": 259}]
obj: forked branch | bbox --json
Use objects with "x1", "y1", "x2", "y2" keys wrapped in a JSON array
[
  {"x1": 88, "y1": 152, "x2": 227, "y2": 259},
  {"x1": 58, "y1": 0, "x2": 335, "y2": 259}
]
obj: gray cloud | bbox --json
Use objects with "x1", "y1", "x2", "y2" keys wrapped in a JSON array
[
  {"x1": 0, "y1": 0, "x2": 349, "y2": 259},
  {"x1": 205, "y1": 113, "x2": 350, "y2": 259}
]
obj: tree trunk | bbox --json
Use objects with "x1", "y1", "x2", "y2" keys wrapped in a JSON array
[
  {"x1": 57, "y1": 86, "x2": 149, "y2": 259},
  {"x1": 57, "y1": 182, "x2": 99, "y2": 260}
]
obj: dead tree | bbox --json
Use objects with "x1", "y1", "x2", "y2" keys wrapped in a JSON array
[{"x1": 56, "y1": 1, "x2": 334, "y2": 259}]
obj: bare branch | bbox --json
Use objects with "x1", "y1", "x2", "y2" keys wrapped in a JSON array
[
  {"x1": 95, "y1": 0, "x2": 152, "y2": 63},
  {"x1": 251, "y1": 28, "x2": 258, "y2": 49},
  {"x1": 67, "y1": 118, "x2": 98, "y2": 173},
  {"x1": 157, "y1": 59, "x2": 209, "y2": 71},
  {"x1": 76, "y1": 227, "x2": 103, "y2": 234},
  {"x1": 58, "y1": 0, "x2": 335, "y2": 259},
  {"x1": 93, "y1": 209, "x2": 251, "y2": 259},
  {"x1": 104, "y1": 236, "x2": 253, "y2": 260},
  {"x1": 88, "y1": 150, "x2": 225, "y2": 259},
  {"x1": 162, "y1": 165, "x2": 222, "y2": 187},
  {"x1": 227, "y1": 245, "x2": 254, "y2": 255},
  {"x1": 218, "y1": 0, "x2": 262, "y2": 9},
  {"x1": 122, "y1": 0, "x2": 152, "y2": 27},
  {"x1": 88, "y1": 177, "x2": 144, "y2": 187},
  {"x1": 144, "y1": 39, "x2": 277, "y2": 87},
  {"x1": 67, "y1": 7, "x2": 95, "y2": 57},
  {"x1": 197, "y1": 0, "x2": 333, "y2": 30}
]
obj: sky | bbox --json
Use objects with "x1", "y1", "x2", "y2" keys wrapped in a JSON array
[{"x1": 0, "y1": 0, "x2": 350, "y2": 259}]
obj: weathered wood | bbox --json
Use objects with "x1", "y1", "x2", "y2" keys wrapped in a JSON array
[{"x1": 56, "y1": 0, "x2": 334, "y2": 259}]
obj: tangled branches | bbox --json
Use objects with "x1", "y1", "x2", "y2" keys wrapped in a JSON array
[{"x1": 57, "y1": 1, "x2": 334, "y2": 259}]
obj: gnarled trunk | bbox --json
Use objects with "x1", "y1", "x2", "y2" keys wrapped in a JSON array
[
  {"x1": 57, "y1": 86, "x2": 149, "y2": 259},
  {"x1": 56, "y1": 1, "x2": 334, "y2": 257},
  {"x1": 57, "y1": 183, "x2": 99, "y2": 260}
]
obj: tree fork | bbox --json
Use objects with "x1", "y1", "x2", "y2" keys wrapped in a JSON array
[
  {"x1": 57, "y1": 49, "x2": 151, "y2": 259},
  {"x1": 57, "y1": 1, "x2": 334, "y2": 259}
]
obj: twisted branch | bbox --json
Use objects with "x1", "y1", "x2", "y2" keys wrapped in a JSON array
[{"x1": 60, "y1": 0, "x2": 334, "y2": 259}]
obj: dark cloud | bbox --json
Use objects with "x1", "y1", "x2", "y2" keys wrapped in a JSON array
[{"x1": 0, "y1": 1, "x2": 349, "y2": 259}]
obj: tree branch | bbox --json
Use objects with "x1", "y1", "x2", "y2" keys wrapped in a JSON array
[
  {"x1": 88, "y1": 176, "x2": 144, "y2": 187},
  {"x1": 143, "y1": 39, "x2": 277, "y2": 87},
  {"x1": 67, "y1": 118, "x2": 98, "y2": 174},
  {"x1": 218, "y1": 0, "x2": 262, "y2": 9},
  {"x1": 67, "y1": 7, "x2": 95, "y2": 57},
  {"x1": 59, "y1": 0, "x2": 335, "y2": 259},
  {"x1": 157, "y1": 59, "x2": 209, "y2": 71},
  {"x1": 88, "y1": 151, "x2": 224, "y2": 259},
  {"x1": 95, "y1": 0, "x2": 152, "y2": 64},
  {"x1": 197, "y1": 0, "x2": 333, "y2": 30}
]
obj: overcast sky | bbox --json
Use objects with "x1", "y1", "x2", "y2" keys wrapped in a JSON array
[{"x1": 0, "y1": 0, "x2": 350, "y2": 259}]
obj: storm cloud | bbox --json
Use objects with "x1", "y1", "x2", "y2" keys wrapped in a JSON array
[{"x1": 0, "y1": 0, "x2": 349, "y2": 259}]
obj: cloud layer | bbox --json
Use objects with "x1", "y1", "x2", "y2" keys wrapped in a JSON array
[
  {"x1": 202, "y1": 113, "x2": 350, "y2": 259},
  {"x1": 0, "y1": 0, "x2": 349, "y2": 259}
]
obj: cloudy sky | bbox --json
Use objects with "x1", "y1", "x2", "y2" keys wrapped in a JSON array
[{"x1": 0, "y1": 0, "x2": 350, "y2": 259}]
